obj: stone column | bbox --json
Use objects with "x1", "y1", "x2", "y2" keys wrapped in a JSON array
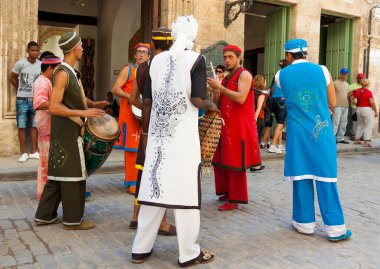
[
  {"x1": 160, "y1": 0, "x2": 245, "y2": 53},
  {"x1": 289, "y1": 0, "x2": 322, "y2": 63},
  {"x1": 0, "y1": 0, "x2": 39, "y2": 156}
]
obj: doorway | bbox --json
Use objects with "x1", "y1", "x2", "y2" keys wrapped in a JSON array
[
  {"x1": 244, "y1": 2, "x2": 290, "y2": 84},
  {"x1": 319, "y1": 14, "x2": 353, "y2": 81}
]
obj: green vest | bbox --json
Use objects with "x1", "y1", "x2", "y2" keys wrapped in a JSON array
[{"x1": 48, "y1": 64, "x2": 87, "y2": 181}]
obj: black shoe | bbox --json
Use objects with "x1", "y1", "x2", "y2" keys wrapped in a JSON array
[
  {"x1": 131, "y1": 250, "x2": 153, "y2": 264},
  {"x1": 250, "y1": 165, "x2": 265, "y2": 172},
  {"x1": 338, "y1": 140, "x2": 349, "y2": 144}
]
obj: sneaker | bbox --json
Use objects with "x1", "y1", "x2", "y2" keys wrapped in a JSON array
[
  {"x1": 266, "y1": 142, "x2": 271, "y2": 149},
  {"x1": 328, "y1": 230, "x2": 352, "y2": 242},
  {"x1": 85, "y1": 191, "x2": 92, "y2": 200},
  {"x1": 278, "y1": 144, "x2": 286, "y2": 151},
  {"x1": 337, "y1": 140, "x2": 349, "y2": 144},
  {"x1": 18, "y1": 153, "x2": 29, "y2": 162},
  {"x1": 63, "y1": 220, "x2": 96, "y2": 230},
  {"x1": 260, "y1": 143, "x2": 267, "y2": 149},
  {"x1": 268, "y1": 145, "x2": 281, "y2": 154},
  {"x1": 29, "y1": 152, "x2": 40, "y2": 160}
]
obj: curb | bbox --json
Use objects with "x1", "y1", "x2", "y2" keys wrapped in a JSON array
[
  {"x1": 0, "y1": 147, "x2": 379, "y2": 182},
  {"x1": 0, "y1": 162, "x2": 124, "y2": 182}
]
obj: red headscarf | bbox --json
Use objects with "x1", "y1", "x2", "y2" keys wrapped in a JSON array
[
  {"x1": 223, "y1": 45, "x2": 242, "y2": 54},
  {"x1": 135, "y1": 43, "x2": 151, "y2": 50}
]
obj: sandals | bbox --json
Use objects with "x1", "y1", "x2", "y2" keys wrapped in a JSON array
[
  {"x1": 129, "y1": 220, "x2": 138, "y2": 230},
  {"x1": 158, "y1": 224, "x2": 177, "y2": 236},
  {"x1": 178, "y1": 251, "x2": 215, "y2": 267},
  {"x1": 250, "y1": 165, "x2": 265, "y2": 172},
  {"x1": 131, "y1": 249, "x2": 153, "y2": 264},
  {"x1": 363, "y1": 143, "x2": 372, "y2": 147},
  {"x1": 354, "y1": 141, "x2": 361, "y2": 145}
]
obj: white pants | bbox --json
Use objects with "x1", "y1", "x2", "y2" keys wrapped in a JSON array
[
  {"x1": 132, "y1": 205, "x2": 201, "y2": 263},
  {"x1": 355, "y1": 107, "x2": 373, "y2": 140},
  {"x1": 332, "y1": 107, "x2": 348, "y2": 141}
]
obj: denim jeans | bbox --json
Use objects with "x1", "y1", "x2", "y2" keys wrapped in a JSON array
[{"x1": 332, "y1": 107, "x2": 348, "y2": 142}]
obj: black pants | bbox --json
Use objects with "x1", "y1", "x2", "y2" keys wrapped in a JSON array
[
  {"x1": 35, "y1": 180, "x2": 86, "y2": 225},
  {"x1": 257, "y1": 118, "x2": 265, "y2": 143}
]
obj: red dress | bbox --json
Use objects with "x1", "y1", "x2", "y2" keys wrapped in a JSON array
[
  {"x1": 213, "y1": 67, "x2": 262, "y2": 170},
  {"x1": 212, "y1": 67, "x2": 262, "y2": 204}
]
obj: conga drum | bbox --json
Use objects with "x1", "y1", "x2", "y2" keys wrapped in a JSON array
[{"x1": 83, "y1": 114, "x2": 120, "y2": 175}]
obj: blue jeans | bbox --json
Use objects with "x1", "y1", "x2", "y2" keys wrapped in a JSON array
[
  {"x1": 332, "y1": 107, "x2": 348, "y2": 142},
  {"x1": 16, "y1": 97, "x2": 36, "y2": 128}
]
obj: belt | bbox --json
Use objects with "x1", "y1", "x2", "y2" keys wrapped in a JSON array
[{"x1": 17, "y1": 97, "x2": 33, "y2": 101}]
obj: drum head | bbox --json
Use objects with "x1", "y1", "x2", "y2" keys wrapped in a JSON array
[{"x1": 87, "y1": 114, "x2": 120, "y2": 141}]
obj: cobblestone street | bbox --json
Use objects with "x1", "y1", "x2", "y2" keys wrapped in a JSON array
[{"x1": 0, "y1": 153, "x2": 379, "y2": 269}]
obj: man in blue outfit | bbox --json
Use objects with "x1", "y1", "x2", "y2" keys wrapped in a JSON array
[{"x1": 275, "y1": 39, "x2": 352, "y2": 241}]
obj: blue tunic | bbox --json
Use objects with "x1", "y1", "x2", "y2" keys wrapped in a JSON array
[
  {"x1": 278, "y1": 60, "x2": 337, "y2": 182},
  {"x1": 272, "y1": 76, "x2": 284, "y2": 98}
]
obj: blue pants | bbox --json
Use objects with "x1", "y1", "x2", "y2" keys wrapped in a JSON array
[{"x1": 292, "y1": 179, "x2": 346, "y2": 237}]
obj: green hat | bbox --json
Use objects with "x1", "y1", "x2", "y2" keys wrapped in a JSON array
[{"x1": 58, "y1": 32, "x2": 81, "y2": 53}]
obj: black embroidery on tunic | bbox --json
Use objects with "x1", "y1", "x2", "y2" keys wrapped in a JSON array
[{"x1": 148, "y1": 56, "x2": 187, "y2": 199}]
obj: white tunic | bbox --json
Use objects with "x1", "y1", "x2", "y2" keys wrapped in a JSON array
[{"x1": 138, "y1": 50, "x2": 201, "y2": 209}]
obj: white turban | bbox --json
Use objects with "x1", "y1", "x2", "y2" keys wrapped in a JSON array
[{"x1": 169, "y1": 15, "x2": 198, "y2": 59}]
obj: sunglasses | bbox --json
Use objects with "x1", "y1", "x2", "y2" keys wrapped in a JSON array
[{"x1": 215, "y1": 70, "x2": 223, "y2": 74}]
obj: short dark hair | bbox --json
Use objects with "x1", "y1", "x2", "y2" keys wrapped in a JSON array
[
  {"x1": 216, "y1": 65, "x2": 225, "y2": 72},
  {"x1": 27, "y1": 41, "x2": 39, "y2": 50},
  {"x1": 39, "y1": 51, "x2": 54, "y2": 61},
  {"x1": 41, "y1": 54, "x2": 60, "y2": 72},
  {"x1": 152, "y1": 27, "x2": 173, "y2": 51},
  {"x1": 288, "y1": 51, "x2": 307, "y2": 60}
]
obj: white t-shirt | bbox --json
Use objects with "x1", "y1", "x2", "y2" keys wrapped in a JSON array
[{"x1": 12, "y1": 58, "x2": 41, "y2": 98}]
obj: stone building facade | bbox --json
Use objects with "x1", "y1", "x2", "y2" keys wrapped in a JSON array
[{"x1": 0, "y1": 0, "x2": 379, "y2": 156}]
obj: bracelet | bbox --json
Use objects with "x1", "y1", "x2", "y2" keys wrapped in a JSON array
[{"x1": 141, "y1": 131, "x2": 148, "y2": 135}]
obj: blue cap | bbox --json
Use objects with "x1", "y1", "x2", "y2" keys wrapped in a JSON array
[
  {"x1": 284, "y1": 39, "x2": 308, "y2": 53},
  {"x1": 340, "y1": 68, "x2": 349, "y2": 74}
]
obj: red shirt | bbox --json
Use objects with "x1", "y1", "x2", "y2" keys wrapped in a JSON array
[{"x1": 353, "y1": 88, "x2": 373, "y2": 107}]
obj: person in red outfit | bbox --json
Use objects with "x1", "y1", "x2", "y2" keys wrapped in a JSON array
[
  {"x1": 349, "y1": 78, "x2": 378, "y2": 147},
  {"x1": 207, "y1": 45, "x2": 262, "y2": 211}
]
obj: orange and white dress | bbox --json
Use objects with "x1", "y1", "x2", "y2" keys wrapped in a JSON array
[{"x1": 114, "y1": 64, "x2": 142, "y2": 189}]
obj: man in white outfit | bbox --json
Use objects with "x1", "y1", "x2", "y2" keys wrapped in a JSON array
[{"x1": 131, "y1": 16, "x2": 218, "y2": 267}]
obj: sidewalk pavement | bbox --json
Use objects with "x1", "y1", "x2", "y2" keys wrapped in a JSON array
[{"x1": 1, "y1": 138, "x2": 379, "y2": 182}]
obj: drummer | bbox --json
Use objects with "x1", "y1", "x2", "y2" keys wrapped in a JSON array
[
  {"x1": 35, "y1": 32, "x2": 108, "y2": 230},
  {"x1": 128, "y1": 27, "x2": 177, "y2": 235},
  {"x1": 112, "y1": 43, "x2": 151, "y2": 194}
]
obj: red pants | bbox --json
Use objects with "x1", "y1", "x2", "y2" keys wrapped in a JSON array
[
  {"x1": 214, "y1": 166, "x2": 248, "y2": 204},
  {"x1": 125, "y1": 151, "x2": 138, "y2": 188}
]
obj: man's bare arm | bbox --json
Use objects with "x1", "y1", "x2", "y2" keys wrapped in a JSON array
[
  {"x1": 112, "y1": 66, "x2": 131, "y2": 101},
  {"x1": 9, "y1": 72, "x2": 19, "y2": 90}
]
